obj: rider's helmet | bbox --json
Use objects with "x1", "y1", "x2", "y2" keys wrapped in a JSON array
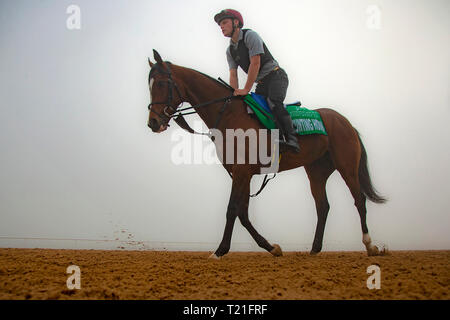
[{"x1": 214, "y1": 9, "x2": 244, "y2": 28}]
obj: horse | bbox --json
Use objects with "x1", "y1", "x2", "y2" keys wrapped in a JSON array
[{"x1": 146, "y1": 50, "x2": 387, "y2": 259}]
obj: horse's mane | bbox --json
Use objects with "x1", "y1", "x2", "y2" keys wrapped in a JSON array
[
  {"x1": 149, "y1": 61, "x2": 232, "y2": 93},
  {"x1": 191, "y1": 69, "x2": 233, "y2": 92}
]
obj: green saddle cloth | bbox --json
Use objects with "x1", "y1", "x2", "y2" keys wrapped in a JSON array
[{"x1": 244, "y1": 94, "x2": 327, "y2": 136}]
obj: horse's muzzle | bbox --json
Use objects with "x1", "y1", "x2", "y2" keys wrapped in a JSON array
[
  {"x1": 148, "y1": 118, "x2": 159, "y2": 132},
  {"x1": 148, "y1": 118, "x2": 168, "y2": 133}
]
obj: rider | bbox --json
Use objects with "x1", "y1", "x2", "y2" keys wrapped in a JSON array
[{"x1": 214, "y1": 9, "x2": 300, "y2": 153}]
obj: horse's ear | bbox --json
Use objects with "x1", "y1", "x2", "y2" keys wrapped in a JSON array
[
  {"x1": 153, "y1": 49, "x2": 163, "y2": 64},
  {"x1": 148, "y1": 57, "x2": 154, "y2": 67}
]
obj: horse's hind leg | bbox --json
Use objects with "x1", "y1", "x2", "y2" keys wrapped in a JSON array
[
  {"x1": 336, "y1": 158, "x2": 381, "y2": 256},
  {"x1": 305, "y1": 153, "x2": 335, "y2": 255}
]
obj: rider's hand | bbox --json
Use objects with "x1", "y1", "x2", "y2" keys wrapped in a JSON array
[{"x1": 233, "y1": 88, "x2": 250, "y2": 96}]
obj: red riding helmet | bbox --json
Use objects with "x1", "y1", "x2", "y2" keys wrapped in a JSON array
[{"x1": 214, "y1": 9, "x2": 244, "y2": 28}]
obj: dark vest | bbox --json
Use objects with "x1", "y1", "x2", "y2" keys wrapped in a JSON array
[{"x1": 230, "y1": 29, "x2": 275, "y2": 74}]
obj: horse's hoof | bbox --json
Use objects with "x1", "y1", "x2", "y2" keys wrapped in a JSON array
[
  {"x1": 309, "y1": 250, "x2": 319, "y2": 256},
  {"x1": 367, "y1": 245, "x2": 380, "y2": 256},
  {"x1": 270, "y1": 244, "x2": 283, "y2": 257},
  {"x1": 208, "y1": 253, "x2": 221, "y2": 260}
]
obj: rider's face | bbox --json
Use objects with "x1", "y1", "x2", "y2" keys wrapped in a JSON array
[{"x1": 219, "y1": 19, "x2": 235, "y2": 37}]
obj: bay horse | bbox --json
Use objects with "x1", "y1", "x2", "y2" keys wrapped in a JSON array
[{"x1": 147, "y1": 50, "x2": 387, "y2": 259}]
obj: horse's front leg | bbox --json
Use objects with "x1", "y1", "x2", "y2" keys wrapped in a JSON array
[{"x1": 210, "y1": 167, "x2": 251, "y2": 259}]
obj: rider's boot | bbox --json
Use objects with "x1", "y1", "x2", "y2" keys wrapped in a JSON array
[{"x1": 273, "y1": 109, "x2": 300, "y2": 153}]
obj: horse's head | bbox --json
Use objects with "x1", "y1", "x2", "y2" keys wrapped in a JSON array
[{"x1": 147, "y1": 50, "x2": 185, "y2": 133}]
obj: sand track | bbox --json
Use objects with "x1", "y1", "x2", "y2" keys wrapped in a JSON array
[{"x1": 0, "y1": 249, "x2": 448, "y2": 300}]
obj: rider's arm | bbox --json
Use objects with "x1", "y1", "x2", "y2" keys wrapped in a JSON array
[
  {"x1": 243, "y1": 55, "x2": 260, "y2": 92},
  {"x1": 234, "y1": 30, "x2": 264, "y2": 95},
  {"x1": 229, "y1": 68, "x2": 238, "y2": 89}
]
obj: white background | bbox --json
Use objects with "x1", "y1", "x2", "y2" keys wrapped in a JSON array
[{"x1": 0, "y1": 0, "x2": 449, "y2": 251}]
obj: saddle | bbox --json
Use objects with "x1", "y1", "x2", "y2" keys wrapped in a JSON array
[{"x1": 244, "y1": 93, "x2": 327, "y2": 136}]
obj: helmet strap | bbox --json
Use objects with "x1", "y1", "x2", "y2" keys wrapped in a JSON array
[{"x1": 231, "y1": 19, "x2": 238, "y2": 40}]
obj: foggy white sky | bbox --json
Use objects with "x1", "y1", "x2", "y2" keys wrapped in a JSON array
[{"x1": 0, "y1": 0, "x2": 449, "y2": 252}]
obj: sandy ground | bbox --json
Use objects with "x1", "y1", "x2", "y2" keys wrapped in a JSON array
[{"x1": 0, "y1": 248, "x2": 448, "y2": 300}]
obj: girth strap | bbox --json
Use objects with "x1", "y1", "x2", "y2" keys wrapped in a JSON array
[{"x1": 250, "y1": 173, "x2": 277, "y2": 197}]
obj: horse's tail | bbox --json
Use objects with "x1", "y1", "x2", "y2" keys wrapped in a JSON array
[{"x1": 356, "y1": 129, "x2": 387, "y2": 204}]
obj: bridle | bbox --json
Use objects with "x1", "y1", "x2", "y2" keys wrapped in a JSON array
[{"x1": 147, "y1": 62, "x2": 185, "y2": 127}]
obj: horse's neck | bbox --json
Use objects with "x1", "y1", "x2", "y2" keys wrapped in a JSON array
[{"x1": 181, "y1": 70, "x2": 246, "y2": 130}]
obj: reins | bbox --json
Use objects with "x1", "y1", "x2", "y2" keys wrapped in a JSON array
[{"x1": 168, "y1": 77, "x2": 238, "y2": 135}]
